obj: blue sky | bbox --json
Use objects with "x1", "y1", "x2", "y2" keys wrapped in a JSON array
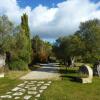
[
  {"x1": 91, "y1": 0, "x2": 100, "y2": 3},
  {"x1": 17, "y1": 0, "x2": 100, "y2": 8},
  {"x1": 17, "y1": 0, "x2": 65, "y2": 8}
]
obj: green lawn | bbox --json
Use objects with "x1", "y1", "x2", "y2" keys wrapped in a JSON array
[
  {"x1": 0, "y1": 66, "x2": 100, "y2": 100},
  {"x1": 40, "y1": 66, "x2": 100, "y2": 100},
  {"x1": 0, "y1": 71, "x2": 28, "y2": 95}
]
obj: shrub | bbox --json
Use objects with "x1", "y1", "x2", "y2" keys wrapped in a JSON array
[
  {"x1": 8, "y1": 59, "x2": 28, "y2": 70},
  {"x1": 0, "y1": 67, "x2": 4, "y2": 73}
]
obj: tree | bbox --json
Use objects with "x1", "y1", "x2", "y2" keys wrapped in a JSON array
[
  {"x1": 39, "y1": 41, "x2": 52, "y2": 63},
  {"x1": 0, "y1": 14, "x2": 32, "y2": 70},
  {"x1": 53, "y1": 19, "x2": 100, "y2": 65},
  {"x1": 32, "y1": 35, "x2": 52, "y2": 63},
  {"x1": 77, "y1": 19, "x2": 100, "y2": 62},
  {"x1": 53, "y1": 34, "x2": 84, "y2": 67},
  {"x1": 8, "y1": 13, "x2": 32, "y2": 70},
  {"x1": 21, "y1": 13, "x2": 30, "y2": 37},
  {"x1": 0, "y1": 15, "x2": 14, "y2": 53},
  {"x1": 21, "y1": 13, "x2": 32, "y2": 63},
  {"x1": 32, "y1": 35, "x2": 42, "y2": 63}
]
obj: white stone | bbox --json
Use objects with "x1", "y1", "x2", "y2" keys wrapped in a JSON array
[
  {"x1": 48, "y1": 81, "x2": 52, "y2": 84},
  {"x1": 28, "y1": 83, "x2": 34, "y2": 85},
  {"x1": 26, "y1": 84, "x2": 35, "y2": 87},
  {"x1": 28, "y1": 91, "x2": 37, "y2": 95},
  {"x1": 28, "y1": 87, "x2": 37, "y2": 90},
  {"x1": 30, "y1": 81, "x2": 37, "y2": 83},
  {"x1": 24, "y1": 95, "x2": 32, "y2": 100},
  {"x1": 13, "y1": 92, "x2": 23, "y2": 96},
  {"x1": 19, "y1": 89, "x2": 25, "y2": 92},
  {"x1": 12, "y1": 87, "x2": 21, "y2": 91},
  {"x1": 1, "y1": 95, "x2": 12, "y2": 98},
  {"x1": 24, "y1": 81, "x2": 28, "y2": 83},
  {"x1": 6, "y1": 92, "x2": 12, "y2": 94},
  {"x1": 25, "y1": 86, "x2": 29, "y2": 89},
  {"x1": 18, "y1": 84, "x2": 25, "y2": 87},
  {"x1": 44, "y1": 83, "x2": 50, "y2": 86},
  {"x1": 14, "y1": 97, "x2": 20, "y2": 99},
  {"x1": 93, "y1": 61, "x2": 100, "y2": 76},
  {"x1": 35, "y1": 94, "x2": 40, "y2": 98},
  {"x1": 37, "y1": 84, "x2": 41, "y2": 86},
  {"x1": 81, "y1": 78, "x2": 92, "y2": 83},
  {"x1": 39, "y1": 90, "x2": 44, "y2": 93},
  {"x1": 31, "y1": 81, "x2": 37, "y2": 82},
  {"x1": 79, "y1": 65, "x2": 93, "y2": 84},
  {"x1": 40, "y1": 86, "x2": 47, "y2": 90},
  {"x1": 0, "y1": 73, "x2": 4, "y2": 78},
  {"x1": 0, "y1": 55, "x2": 5, "y2": 66},
  {"x1": 38, "y1": 81, "x2": 44, "y2": 84}
]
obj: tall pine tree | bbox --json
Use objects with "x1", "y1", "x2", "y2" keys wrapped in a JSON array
[{"x1": 21, "y1": 13, "x2": 32, "y2": 63}]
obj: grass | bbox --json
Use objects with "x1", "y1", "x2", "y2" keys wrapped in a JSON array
[
  {"x1": 75, "y1": 62, "x2": 93, "y2": 67},
  {"x1": 0, "y1": 77, "x2": 22, "y2": 95},
  {"x1": 0, "y1": 71, "x2": 28, "y2": 95},
  {"x1": 5, "y1": 71, "x2": 29, "y2": 79},
  {"x1": 0, "y1": 64, "x2": 100, "y2": 100},
  {"x1": 40, "y1": 79, "x2": 100, "y2": 100},
  {"x1": 0, "y1": 64, "x2": 40, "y2": 96},
  {"x1": 40, "y1": 66, "x2": 100, "y2": 100}
]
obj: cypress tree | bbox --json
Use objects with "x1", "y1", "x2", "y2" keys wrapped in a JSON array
[
  {"x1": 21, "y1": 13, "x2": 30, "y2": 38},
  {"x1": 21, "y1": 13, "x2": 32, "y2": 63}
]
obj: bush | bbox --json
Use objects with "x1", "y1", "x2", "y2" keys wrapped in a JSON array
[
  {"x1": 8, "y1": 59, "x2": 28, "y2": 70},
  {"x1": 0, "y1": 67, "x2": 4, "y2": 73}
]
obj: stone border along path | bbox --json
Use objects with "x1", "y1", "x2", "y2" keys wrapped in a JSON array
[{"x1": 0, "y1": 80, "x2": 52, "y2": 100}]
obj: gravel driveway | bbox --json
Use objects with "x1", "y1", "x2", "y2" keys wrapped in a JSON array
[{"x1": 20, "y1": 63, "x2": 60, "y2": 80}]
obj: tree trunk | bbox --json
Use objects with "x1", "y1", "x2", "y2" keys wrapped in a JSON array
[
  {"x1": 64, "y1": 59, "x2": 67, "y2": 66},
  {"x1": 68, "y1": 57, "x2": 75, "y2": 67}
]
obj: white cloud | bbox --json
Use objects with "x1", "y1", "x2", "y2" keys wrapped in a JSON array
[{"x1": 0, "y1": 0, "x2": 100, "y2": 39}]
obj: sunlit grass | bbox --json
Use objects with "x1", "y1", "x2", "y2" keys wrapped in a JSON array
[
  {"x1": 40, "y1": 66, "x2": 100, "y2": 100},
  {"x1": 0, "y1": 71, "x2": 28, "y2": 94},
  {"x1": 0, "y1": 65, "x2": 100, "y2": 100},
  {"x1": 5, "y1": 71, "x2": 29, "y2": 79}
]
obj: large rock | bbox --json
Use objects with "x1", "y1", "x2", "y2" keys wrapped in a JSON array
[
  {"x1": 93, "y1": 61, "x2": 100, "y2": 76},
  {"x1": 79, "y1": 65, "x2": 93, "y2": 83},
  {"x1": 0, "y1": 55, "x2": 6, "y2": 78}
]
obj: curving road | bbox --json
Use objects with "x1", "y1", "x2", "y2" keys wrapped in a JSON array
[{"x1": 20, "y1": 63, "x2": 60, "y2": 80}]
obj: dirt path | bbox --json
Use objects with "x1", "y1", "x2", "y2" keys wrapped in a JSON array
[{"x1": 20, "y1": 63, "x2": 60, "y2": 80}]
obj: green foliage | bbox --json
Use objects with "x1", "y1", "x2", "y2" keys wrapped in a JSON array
[
  {"x1": 53, "y1": 35, "x2": 81, "y2": 66},
  {"x1": 7, "y1": 13, "x2": 33, "y2": 70},
  {"x1": 0, "y1": 14, "x2": 32, "y2": 70},
  {"x1": 53, "y1": 19, "x2": 100, "y2": 64},
  {"x1": 1, "y1": 14, "x2": 99, "y2": 70},
  {"x1": 32, "y1": 35, "x2": 52, "y2": 63},
  {"x1": 2, "y1": 35, "x2": 16, "y2": 53},
  {"x1": 21, "y1": 13, "x2": 30, "y2": 37},
  {"x1": 77, "y1": 19, "x2": 100, "y2": 62},
  {"x1": 0, "y1": 15, "x2": 14, "y2": 53},
  {"x1": 21, "y1": 13, "x2": 32, "y2": 63},
  {"x1": 8, "y1": 59, "x2": 28, "y2": 71},
  {"x1": 15, "y1": 30, "x2": 31, "y2": 63}
]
